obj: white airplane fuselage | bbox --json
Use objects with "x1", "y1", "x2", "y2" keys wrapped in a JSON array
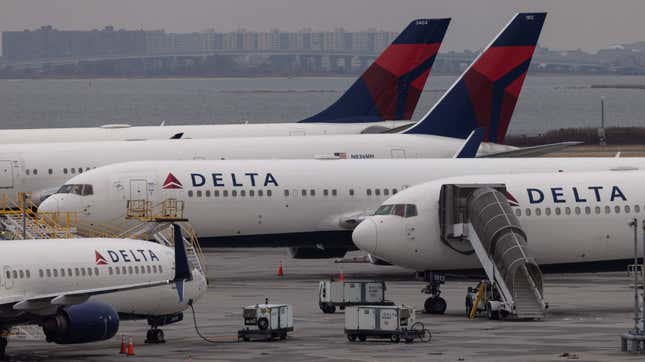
[
  {"x1": 0, "y1": 133, "x2": 514, "y2": 203},
  {"x1": 0, "y1": 238, "x2": 207, "y2": 321},
  {"x1": 353, "y1": 171, "x2": 645, "y2": 272},
  {"x1": 0, "y1": 121, "x2": 412, "y2": 144},
  {"x1": 40, "y1": 158, "x2": 645, "y2": 251}
]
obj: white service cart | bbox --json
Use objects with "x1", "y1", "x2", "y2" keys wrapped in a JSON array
[
  {"x1": 344, "y1": 305, "x2": 431, "y2": 343},
  {"x1": 319, "y1": 279, "x2": 393, "y2": 313},
  {"x1": 238, "y1": 302, "x2": 294, "y2": 341}
]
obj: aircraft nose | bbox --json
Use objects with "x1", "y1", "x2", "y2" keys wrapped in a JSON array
[
  {"x1": 37, "y1": 196, "x2": 59, "y2": 214},
  {"x1": 352, "y1": 218, "x2": 378, "y2": 253}
]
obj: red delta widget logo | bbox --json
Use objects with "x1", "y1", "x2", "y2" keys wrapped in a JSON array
[{"x1": 162, "y1": 173, "x2": 183, "y2": 189}]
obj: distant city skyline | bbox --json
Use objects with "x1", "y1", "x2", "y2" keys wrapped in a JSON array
[{"x1": 1, "y1": 0, "x2": 644, "y2": 53}]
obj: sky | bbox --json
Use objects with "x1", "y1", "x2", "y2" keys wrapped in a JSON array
[{"x1": 1, "y1": 0, "x2": 644, "y2": 52}]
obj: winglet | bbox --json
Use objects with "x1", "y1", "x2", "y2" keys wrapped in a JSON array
[
  {"x1": 172, "y1": 224, "x2": 192, "y2": 302},
  {"x1": 453, "y1": 128, "x2": 485, "y2": 158},
  {"x1": 403, "y1": 12, "x2": 547, "y2": 143},
  {"x1": 299, "y1": 18, "x2": 450, "y2": 123}
]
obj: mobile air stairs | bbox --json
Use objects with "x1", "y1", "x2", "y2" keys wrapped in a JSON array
[{"x1": 435, "y1": 184, "x2": 547, "y2": 320}]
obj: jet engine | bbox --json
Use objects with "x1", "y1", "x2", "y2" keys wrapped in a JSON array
[{"x1": 43, "y1": 301, "x2": 119, "y2": 344}]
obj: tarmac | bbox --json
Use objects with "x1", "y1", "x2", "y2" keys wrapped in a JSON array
[{"x1": 6, "y1": 248, "x2": 645, "y2": 361}]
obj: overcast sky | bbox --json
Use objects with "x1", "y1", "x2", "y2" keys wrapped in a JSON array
[{"x1": 1, "y1": 0, "x2": 644, "y2": 52}]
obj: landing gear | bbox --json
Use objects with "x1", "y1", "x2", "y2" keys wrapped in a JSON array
[
  {"x1": 145, "y1": 326, "x2": 165, "y2": 344},
  {"x1": 0, "y1": 327, "x2": 9, "y2": 360},
  {"x1": 421, "y1": 272, "x2": 447, "y2": 314}
]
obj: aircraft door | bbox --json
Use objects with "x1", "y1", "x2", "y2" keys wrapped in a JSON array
[
  {"x1": 390, "y1": 149, "x2": 406, "y2": 159},
  {"x1": 3, "y1": 266, "x2": 13, "y2": 289},
  {"x1": 129, "y1": 179, "x2": 148, "y2": 202},
  {"x1": 0, "y1": 161, "x2": 13, "y2": 188}
]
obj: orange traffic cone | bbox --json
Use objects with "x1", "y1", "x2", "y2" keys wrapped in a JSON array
[
  {"x1": 277, "y1": 261, "x2": 284, "y2": 277},
  {"x1": 339, "y1": 270, "x2": 345, "y2": 282},
  {"x1": 127, "y1": 336, "x2": 135, "y2": 356},
  {"x1": 120, "y1": 335, "x2": 126, "y2": 354}
]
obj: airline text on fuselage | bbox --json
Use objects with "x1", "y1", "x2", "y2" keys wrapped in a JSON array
[
  {"x1": 527, "y1": 185, "x2": 627, "y2": 204},
  {"x1": 190, "y1": 172, "x2": 279, "y2": 188}
]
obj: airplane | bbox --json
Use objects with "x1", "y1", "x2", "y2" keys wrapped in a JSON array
[
  {"x1": 352, "y1": 170, "x2": 645, "y2": 315},
  {"x1": 0, "y1": 13, "x2": 548, "y2": 204},
  {"x1": 0, "y1": 18, "x2": 451, "y2": 144},
  {"x1": 0, "y1": 226, "x2": 207, "y2": 358},
  {"x1": 38, "y1": 157, "x2": 645, "y2": 260}
]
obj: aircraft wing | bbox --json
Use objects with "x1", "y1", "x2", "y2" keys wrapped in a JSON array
[
  {"x1": 480, "y1": 141, "x2": 581, "y2": 158},
  {"x1": 7, "y1": 280, "x2": 172, "y2": 311}
]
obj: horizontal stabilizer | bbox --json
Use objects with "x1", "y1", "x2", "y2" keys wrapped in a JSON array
[{"x1": 480, "y1": 141, "x2": 581, "y2": 158}]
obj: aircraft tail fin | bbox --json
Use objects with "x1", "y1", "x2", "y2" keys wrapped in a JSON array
[
  {"x1": 454, "y1": 128, "x2": 485, "y2": 158},
  {"x1": 403, "y1": 12, "x2": 546, "y2": 143},
  {"x1": 172, "y1": 224, "x2": 192, "y2": 302},
  {"x1": 299, "y1": 18, "x2": 450, "y2": 123}
]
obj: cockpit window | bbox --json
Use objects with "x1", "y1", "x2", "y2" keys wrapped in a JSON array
[
  {"x1": 56, "y1": 184, "x2": 94, "y2": 196},
  {"x1": 374, "y1": 203, "x2": 418, "y2": 218}
]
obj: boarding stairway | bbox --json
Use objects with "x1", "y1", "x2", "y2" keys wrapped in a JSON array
[
  {"x1": 0, "y1": 193, "x2": 77, "y2": 240},
  {"x1": 440, "y1": 185, "x2": 546, "y2": 319}
]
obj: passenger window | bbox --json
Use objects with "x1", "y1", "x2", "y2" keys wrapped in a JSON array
[
  {"x1": 196, "y1": 190, "x2": 202, "y2": 197},
  {"x1": 249, "y1": 190, "x2": 255, "y2": 197},
  {"x1": 26, "y1": 270, "x2": 30, "y2": 278},
  {"x1": 545, "y1": 208, "x2": 551, "y2": 216},
  {"x1": 615, "y1": 205, "x2": 621, "y2": 214},
  {"x1": 81, "y1": 268, "x2": 85, "y2": 276},
  {"x1": 33, "y1": 169, "x2": 38, "y2": 175},
  {"x1": 574, "y1": 207, "x2": 581, "y2": 215},
  {"x1": 205, "y1": 190, "x2": 211, "y2": 197},
  {"x1": 214, "y1": 190, "x2": 220, "y2": 197},
  {"x1": 146, "y1": 265, "x2": 151, "y2": 274},
  {"x1": 585, "y1": 206, "x2": 591, "y2": 215},
  {"x1": 5, "y1": 271, "x2": 9, "y2": 279},
  {"x1": 240, "y1": 190, "x2": 246, "y2": 197},
  {"x1": 87, "y1": 268, "x2": 92, "y2": 276},
  {"x1": 94, "y1": 267, "x2": 99, "y2": 275},
  {"x1": 384, "y1": 189, "x2": 389, "y2": 196},
  {"x1": 258, "y1": 190, "x2": 263, "y2": 196},
  {"x1": 188, "y1": 190, "x2": 194, "y2": 197},
  {"x1": 12, "y1": 270, "x2": 17, "y2": 279},
  {"x1": 625, "y1": 205, "x2": 631, "y2": 213},
  {"x1": 135, "y1": 266, "x2": 139, "y2": 274},
  {"x1": 525, "y1": 208, "x2": 531, "y2": 216},
  {"x1": 60, "y1": 269, "x2": 65, "y2": 277},
  {"x1": 605, "y1": 206, "x2": 611, "y2": 214},
  {"x1": 71, "y1": 168, "x2": 75, "y2": 174},
  {"x1": 75, "y1": 268, "x2": 80, "y2": 276},
  {"x1": 115, "y1": 267, "x2": 121, "y2": 275},
  {"x1": 223, "y1": 190, "x2": 229, "y2": 197},
  {"x1": 109, "y1": 267, "x2": 113, "y2": 275},
  {"x1": 636, "y1": 205, "x2": 641, "y2": 213},
  {"x1": 535, "y1": 208, "x2": 541, "y2": 216},
  {"x1": 19, "y1": 270, "x2": 24, "y2": 278},
  {"x1": 25, "y1": 169, "x2": 29, "y2": 175},
  {"x1": 128, "y1": 266, "x2": 133, "y2": 274},
  {"x1": 232, "y1": 190, "x2": 237, "y2": 197},
  {"x1": 367, "y1": 189, "x2": 372, "y2": 196},
  {"x1": 515, "y1": 208, "x2": 521, "y2": 217},
  {"x1": 323, "y1": 189, "x2": 329, "y2": 196},
  {"x1": 284, "y1": 190, "x2": 289, "y2": 196},
  {"x1": 267, "y1": 190, "x2": 272, "y2": 197},
  {"x1": 48, "y1": 168, "x2": 53, "y2": 175},
  {"x1": 121, "y1": 266, "x2": 126, "y2": 275},
  {"x1": 63, "y1": 168, "x2": 68, "y2": 174},
  {"x1": 392, "y1": 189, "x2": 398, "y2": 195},
  {"x1": 332, "y1": 189, "x2": 337, "y2": 196},
  {"x1": 68, "y1": 268, "x2": 72, "y2": 276},
  {"x1": 47, "y1": 269, "x2": 52, "y2": 277},
  {"x1": 595, "y1": 206, "x2": 601, "y2": 214},
  {"x1": 310, "y1": 189, "x2": 315, "y2": 196},
  {"x1": 349, "y1": 189, "x2": 354, "y2": 196},
  {"x1": 159, "y1": 265, "x2": 163, "y2": 273},
  {"x1": 555, "y1": 207, "x2": 561, "y2": 215},
  {"x1": 302, "y1": 189, "x2": 307, "y2": 196},
  {"x1": 39, "y1": 269, "x2": 43, "y2": 278},
  {"x1": 153, "y1": 265, "x2": 158, "y2": 273},
  {"x1": 53, "y1": 269, "x2": 58, "y2": 277},
  {"x1": 375, "y1": 189, "x2": 381, "y2": 196},
  {"x1": 565, "y1": 207, "x2": 571, "y2": 215}
]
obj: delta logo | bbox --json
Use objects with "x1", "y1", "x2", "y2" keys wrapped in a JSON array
[
  {"x1": 502, "y1": 190, "x2": 520, "y2": 207},
  {"x1": 163, "y1": 173, "x2": 183, "y2": 189},
  {"x1": 95, "y1": 251, "x2": 109, "y2": 265}
]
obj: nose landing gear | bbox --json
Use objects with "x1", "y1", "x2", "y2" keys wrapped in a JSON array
[{"x1": 421, "y1": 272, "x2": 447, "y2": 314}]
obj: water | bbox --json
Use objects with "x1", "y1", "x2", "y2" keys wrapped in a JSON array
[{"x1": 0, "y1": 75, "x2": 644, "y2": 135}]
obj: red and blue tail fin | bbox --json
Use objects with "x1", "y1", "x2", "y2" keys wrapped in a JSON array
[
  {"x1": 299, "y1": 18, "x2": 450, "y2": 123},
  {"x1": 403, "y1": 12, "x2": 546, "y2": 143}
]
